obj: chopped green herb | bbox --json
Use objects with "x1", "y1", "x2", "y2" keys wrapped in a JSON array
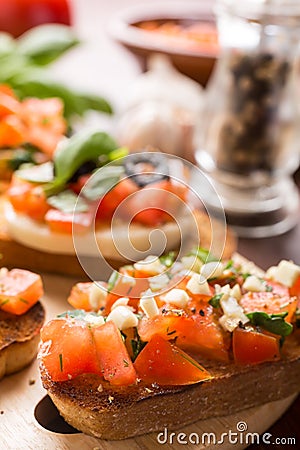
[
  {"x1": 57, "y1": 310, "x2": 99, "y2": 320},
  {"x1": 166, "y1": 329, "x2": 177, "y2": 336},
  {"x1": 188, "y1": 247, "x2": 217, "y2": 263},
  {"x1": 265, "y1": 284, "x2": 273, "y2": 292},
  {"x1": 208, "y1": 293, "x2": 223, "y2": 308},
  {"x1": 123, "y1": 359, "x2": 129, "y2": 368},
  {"x1": 0, "y1": 299, "x2": 10, "y2": 307},
  {"x1": 19, "y1": 298, "x2": 29, "y2": 304},
  {"x1": 224, "y1": 259, "x2": 234, "y2": 270},
  {"x1": 131, "y1": 329, "x2": 147, "y2": 361},
  {"x1": 160, "y1": 251, "x2": 176, "y2": 268},
  {"x1": 246, "y1": 311, "x2": 293, "y2": 337},
  {"x1": 241, "y1": 273, "x2": 251, "y2": 280},
  {"x1": 177, "y1": 351, "x2": 205, "y2": 372},
  {"x1": 107, "y1": 271, "x2": 119, "y2": 293},
  {"x1": 59, "y1": 353, "x2": 63, "y2": 372}
]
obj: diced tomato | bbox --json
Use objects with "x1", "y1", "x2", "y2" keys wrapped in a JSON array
[
  {"x1": 67, "y1": 281, "x2": 108, "y2": 311},
  {"x1": 0, "y1": 115, "x2": 24, "y2": 147},
  {"x1": 134, "y1": 335, "x2": 212, "y2": 385},
  {"x1": 96, "y1": 178, "x2": 138, "y2": 221},
  {"x1": 70, "y1": 174, "x2": 91, "y2": 195},
  {"x1": 240, "y1": 290, "x2": 297, "y2": 323},
  {"x1": 289, "y1": 275, "x2": 300, "y2": 301},
  {"x1": 45, "y1": 209, "x2": 93, "y2": 234},
  {"x1": 0, "y1": 268, "x2": 43, "y2": 315},
  {"x1": 93, "y1": 321, "x2": 137, "y2": 386},
  {"x1": 0, "y1": 89, "x2": 20, "y2": 118},
  {"x1": 105, "y1": 272, "x2": 149, "y2": 315},
  {"x1": 8, "y1": 182, "x2": 50, "y2": 221},
  {"x1": 67, "y1": 282, "x2": 94, "y2": 311},
  {"x1": 138, "y1": 302, "x2": 229, "y2": 362},
  {"x1": 21, "y1": 98, "x2": 66, "y2": 156},
  {"x1": 40, "y1": 319, "x2": 100, "y2": 382},
  {"x1": 233, "y1": 327, "x2": 280, "y2": 365}
]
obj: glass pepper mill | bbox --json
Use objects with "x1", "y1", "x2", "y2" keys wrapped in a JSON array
[{"x1": 196, "y1": 0, "x2": 300, "y2": 237}]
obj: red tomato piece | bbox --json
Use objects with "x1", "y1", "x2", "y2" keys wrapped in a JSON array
[
  {"x1": 7, "y1": 181, "x2": 50, "y2": 220},
  {"x1": 96, "y1": 178, "x2": 138, "y2": 221},
  {"x1": 93, "y1": 321, "x2": 137, "y2": 386},
  {"x1": 40, "y1": 318, "x2": 100, "y2": 381},
  {"x1": 134, "y1": 335, "x2": 212, "y2": 385},
  {"x1": 0, "y1": 115, "x2": 24, "y2": 147},
  {"x1": 67, "y1": 282, "x2": 94, "y2": 311},
  {"x1": 233, "y1": 327, "x2": 280, "y2": 365},
  {"x1": 0, "y1": 269, "x2": 43, "y2": 315},
  {"x1": 45, "y1": 209, "x2": 93, "y2": 234},
  {"x1": 240, "y1": 290, "x2": 297, "y2": 323},
  {"x1": 0, "y1": 0, "x2": 71, "y2": 37},
  {"x1": 138, "y1": 302, "x2": 229, "y2": 362}
]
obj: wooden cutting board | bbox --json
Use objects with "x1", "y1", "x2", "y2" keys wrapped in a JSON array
[{"x1": 0, "y1": 273, "x2": 297, "y2": 450}]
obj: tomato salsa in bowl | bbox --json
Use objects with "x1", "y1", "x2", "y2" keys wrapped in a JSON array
[{"x1": 109, "y1": 1, "x2": 218, "y2": 86}]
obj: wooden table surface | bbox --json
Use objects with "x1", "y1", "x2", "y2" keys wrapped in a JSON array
[{"x1": 3, "y1": 0, "x2": 300, "y2": 448}]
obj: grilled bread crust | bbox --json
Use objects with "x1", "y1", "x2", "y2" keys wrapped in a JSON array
[
  {"x1": 0, "y1": 301, "x2": 45, "y2": 379},
  {"x1": 41, "y1": 332, "x2": 300, "y2": 440}
]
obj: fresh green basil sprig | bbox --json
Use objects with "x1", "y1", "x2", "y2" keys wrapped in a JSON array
[
  {"x1": 43, "y1": 130, "x2": 124, "y2": 196},
  {"x1": 246, "y1": 311, "x2": 293, "y2": 337},
  {"x1": 0, "y1": 25, "x2": 113, "y2": 121}
]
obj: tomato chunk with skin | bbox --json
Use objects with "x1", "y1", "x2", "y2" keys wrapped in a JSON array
[
  {"x1": 45, "y1": 209, "x2": 93, "y2": 234},
  {"x1": 233, "y1": 327, "x2": 280, "y2": 365},
  {"x1": 0, "y1": 269, "x2": 43, "y2": 315},
  {"x1": 138, "y1": 303, "x2": 229, "y2": 362},
  {"x1": 240, "y1": 290, "x2": 297, "y2": 323},
  {"x1": 8, "y1": 182, "x2": 50, "y2": 221},
  {"x1": 134, "y1": 335, "x2": 212, "y2": 385},
  {"x1": 40, "y1": 319, "x2": 100, "y2": 382},
  {"x1": 67, "y1": 282, "x2": 94, "y2": 311},
  {"x1": 93, "y1": 321, "x2": 137, "y2": 386}
]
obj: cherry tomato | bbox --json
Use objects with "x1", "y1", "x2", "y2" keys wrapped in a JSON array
[{"x1": 45, "y1": 208, "x2": 93, "y2": 234}]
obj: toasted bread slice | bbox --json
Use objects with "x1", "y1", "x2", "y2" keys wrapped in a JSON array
[
  {"x1": 0, "y1": 302, "x2": 45, "y2": 380},
  {"x1": 40, "y1": 333, "x2": 300, "y2": 440}
]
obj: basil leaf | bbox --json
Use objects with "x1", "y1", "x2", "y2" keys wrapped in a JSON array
[
  {"x1": 246, "y1": 311, "x2": 293, "y2": 337},
  {"x1": 43, "y1": 130, "x2": 119, "y2": 195},
  {"x1": 82, "y1": 165, "x2": 124, "y2": 201},
  {"x1": 160, "y1": 251, "x2": 176, "y2": 268},
  {"x1": 47, "y1": 190, "x2": 89, "y2": 213},
  {"x1": 188, "y1": 247, "x2": 217, "y2": 263},
  {"x1": 17, "y1": 24, "x2": 79, "y2": 66},
  {"x1": 12, "y1": 77, "x2": 113, "y2": 120},
  {"x1": 208, "y1": 293, "x2": 223, "y2": 308}
]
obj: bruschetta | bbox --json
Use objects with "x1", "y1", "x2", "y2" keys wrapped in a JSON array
[
  {"x1": 38, "y1": 250, "x2": 300, "y2": 439},
  {"x1": 4, "y1": 130, "x2": 235, "y2": 275},
  {"x1": 0, "y1": 267, "x2": 44, "y2": 380}
]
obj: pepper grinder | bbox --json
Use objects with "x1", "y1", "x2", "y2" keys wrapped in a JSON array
[{"x1": 196, "y1": 0, "x2": 300, "y2": 237}]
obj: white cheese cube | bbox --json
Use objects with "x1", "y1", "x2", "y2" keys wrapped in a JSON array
[
  {"x1": 163, "y1": 288, "x2": 190, "y2": 308},
  {"x1": 181, "y1": 256, "x2": 202, "y2": 272},
  {"x1": 243, "y1": 275, "x2": 266, "y2": 292},
  {"x1": 200, "y1": 261, "x2": 224, "y2": 280},
  {"x1": 140, "y1": 296, "x2": 160, "y2": 318},
  {"x1": 231, "y1": 284, "x2": 242, "y2": 301},
  {"x1": 111, "y1": 297, "x2": 130, "y2": 310},
  {"x1": 186, "y1": 273, "x2": 211, "y2": 296},
  {"x1": 84, "y1": 314, "x2": 105, "y2": 327},
  {"x1": 134, "y1": 255, "x2": 165, "y2": 275},
  {"x1": 219, "y1": 315, "x2": 246, "y2": 333},
  {"x1": 107, "y1": 306, "x2": 138, "y2": 330},
  {"x1": 269, "y1": 260, "x2": 300, "y2": 287},
  {"x1": 149, "y1": 273, "x2": 170, "y2": 292},
  {"x1": 89, "y1": 282, "x2": 107, "y2": 311}
]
